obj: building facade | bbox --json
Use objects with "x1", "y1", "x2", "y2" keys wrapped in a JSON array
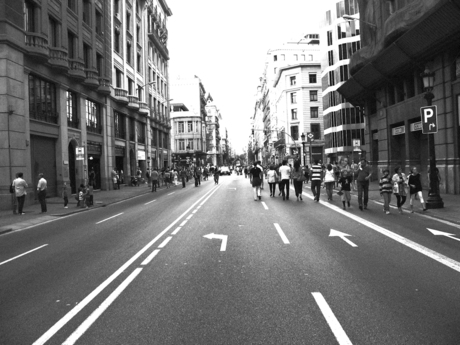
[
  {"x1": 338, "y1": 0, "x2": 460, "y2": 194},
  {"x1": 205, "y1": 94, "x2": 222, "y2": 166},
  {"x1": 321, "y1": 0, "x2": 365, "y2": 165},
  {"x1": 0, "y1": 0, "x2": 172, "y2": 211}
]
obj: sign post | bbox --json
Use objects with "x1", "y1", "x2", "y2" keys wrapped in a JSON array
[
  {"x1": 421, "y1": 106, "x2": 438, "y2": 134},
  {"x1": 307, "y1": 132, "x2": 314, "y2": 165}
]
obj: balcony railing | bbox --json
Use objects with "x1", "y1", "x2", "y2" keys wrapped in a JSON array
[
  {"x1": 84, "y1": 69, "x2": 99, "y2": 88},
  {"x1": 48, "y1": 47, "x2": 68, "y2": 70},
  {"x1": 97, "y1": 77, "x2": 111, "y2": 95},
  {"x1": 30, "y1": 110, "x2": 58, "y2": 124},
  {"x1": 115, "y1": 128, "x2": 126, "y2": 139},
  {"x1": 87, "y1": 123, "x2": 102, "y2": 134},
  {"x1": 114, "y1": 88, "x2": 129, "y2": 104},
  {"x1": 127, "y1": 95, "x2": 139, "y2": 110},
  {"x1": 68, "y1": 59, "x2": 86, "y2": 80},
  {"x1": 138, "y1": 102, "x2": 149, "y2": 115},
  {"x1": 67, "y1": 118, "x2": 79, "y2": 129},
  {"x1": 137, "y1": 135, "x2": 146, "y2": 144},
  {"x1": 25, "y1": 33, "x2": 49, "y2": 59}
]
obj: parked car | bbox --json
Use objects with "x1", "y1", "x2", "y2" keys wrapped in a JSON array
[{"x1": 220, "y1": 166, "x2": 231, "y2": 175}]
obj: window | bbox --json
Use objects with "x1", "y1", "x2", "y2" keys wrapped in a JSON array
[
  {"x1": 178, "y1": 121, "x2": 184, "y2": 133},
  {"x1": 137, "y1": 86, "x2": 142, "y2": 102},
  {"x1": 273, "y1": 55, "x2": 277, "y2": 61},
  {"x1": 49, "y1": 18, "x2": 58, "y2": 47},
  {"x1": 179, "y1": 139, "x2": 185, "y2": 150},
  {"x1": 68, "y1": 0, "x2": 77, "y2": 13},
  {"x1": 340, "y1": 65, "x2": 349, "y2": 82},
  {"x1": 310, "y1": 90, "x2": 318, "y2": 101},
  {"x1": 311, "y1": 107, "x2": 319, "y2": 118},
  {"x1": 188, "y1": 140, "x2": 194, "y2": 150},
  {"x1": 114, "y1": 111, "x2": 126, "y2": 139},
  {"x1": 281, "y1": 54, "x2": 285, "y2": 61},
  {"x1": 290, "y1": 93, "x2": 297, "y2": 104},
  {"x1": 327, "y1": 30, "x2": 333, "y2": 46},
  {"x1": 128, "y1": 78, "x2": 134, "y2": 94},
  {"x1": 290, "y1": 126, "x2": 299, "y2": 141},
  {"x1": 68, "y1": 32, "x2": 76, "y2": 58},
  {"x1": 96, "y1": 11, "x2": 103, "y2": 35},
  {"x1": 83, "y1": 43, "x2": 91, "y2": 69},
  {"x1": 329, "y1": 71, "x2": 335, "y2": 86},
  {"x1": 336, "y1": 1, "x2": 345, "y2": 18},
  {"x1": 129, "y1": 118, "x2": 135, "y2": 141},
  {"x1": 114, "y1": 26, "x2": 121, "y2": 53},
  {"x1": 126, "y1": 12, "x2": 132, "y2": 32},
  {"x1": 127, "y1": 40, "x2": 132, "y2": 64},
  {"x1": 328, "y1": 51, "x2": 334, "y2": 66},
  {"x1": 83, "y1": 0, "x2": 91, "y2": 25},
  {"x1": 301, "y1": 54, "x2": 305, "y2": 61},
  {"x1": 96, "y1": 54, "x2": 103, "y2": 76},
  {"x1": 195, "y1": 121, "x2": 200, "y2": 133},
  {"x1": 114, "y1": 0, "x2": 120, "y2": 16},
  {"x1": 309, "y1": 73, "x2": 317, "y2": 83},
  {"x1": 115, "y1": 68, "x2": 123, "y2": 88},
  {"x1": 86, "y1": 99, "x2": 102, "y2": 134},
  {"x1": 187, "y1": 121, "x2": 193, "y2": 132},
  {"x1": 29, "y1": 75, "x2": 58, "y2": 124},
  {"x1": 291, "y1": 109, "x2": 298, "y2": 120},
  {"x1": 311, "y1": 123, "x2": 321, "y2": 139},
  {"x1": 24, "y1": 0, "x2": 35, "y2": 32},
  {"x1": 339, "y1": 43, "x2": 348, "y2": 60},
  {"x1": 294, "y1": 54, "x2": 298, "y2": 61},
  {"x1": 137, "y1": 122, "x2": 146, "y2": 144},
  {"x1": 290, "y1": 76, "x2": 296, "y2": 86},
  {"x1": 66, "y1": 91, "x2": 78, "y2": 128},
  {"x1": 308, "y1": 54, "x2": 313, "y2": 61},
  {"x1": 326, "y1": 10, "x2": 331, "y2": 25},
  {"x1": 137, "y1": 51, "x2": 142, "y2": 72}
]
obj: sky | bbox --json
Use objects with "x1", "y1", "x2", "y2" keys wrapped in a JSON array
[{"x1": 167, "y1": 0, "x2": 323, "y2": 154}]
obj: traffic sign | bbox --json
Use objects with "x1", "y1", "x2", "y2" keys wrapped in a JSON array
[
  {"x1": 421, "y1": 105, "x2": 438, "y2": 134},
  {"x1": 353, "y1": 139, "x2": 361, "y2": 147},
  {"x1": 307, "y1": 132, "x2": 314, "y2": 143}
]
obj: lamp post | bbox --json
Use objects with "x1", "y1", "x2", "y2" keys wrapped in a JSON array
[
  {"x1": 301, "y1": 133, "x2": 306, "y2": 166},
  {"x1": 421, "y1": 67, "x2": 443, "y2": 208},
  {"x1": 301, "y1": 132, "x2": 314, "y2": 166}
]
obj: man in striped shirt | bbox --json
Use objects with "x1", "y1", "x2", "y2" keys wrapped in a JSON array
[{"x1": 310, "y1": 159, "x2": 323, "y2": 202}]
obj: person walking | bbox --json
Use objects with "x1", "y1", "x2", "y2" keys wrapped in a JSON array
[
  {"x1": 164, "y1": 169, "x2": 171, "y2": 189},
  {"x1": 278, "y1": 160, "x2": 291, "y2": 201},
  {"x1": 250, "y1": 161, "x2": 263, "y2": 201},
  {"x1": 172, "y1": 169, "x2": 178, "y2": 186},
  {"x1": 338, "y1": 170, "x2": 352, "y2": 210},
  {"x1": 355, "y1": 159, "x2": 372, "y2": 211},
  {"x1": 76, "y1": 184, "x2": 83, "y2": 207},
  {"x1": 11, "y1": 173, "x2": 18, "y2": 214},
  {"x1": 304, "y1": 165, "x2": 310, "y2": 185},
  {"x1": 37, "y1": 173, "x2": 47, "y2": 213},
  {"x1": 244, "y1": 167, "x2": 248, "y2": 178},
  {"x1": 291, "y1": 161, "x2": 305, "y2": 201},
  {"x1": 392, "y1": 166, "x2": 408, "y2": 214},
  {"x1": 136, "y1": 167, "x2": 142, "y2": 186},
  {"x1": 117, "y1": 170, "x2": 121, "y2": 189},
  {"x1": 62, "y1": 181, "x2": 69, "y2": 208},
  {"x1": 112, "y1": 168, "x2": 118, "y2": 190},
  {"x1": 214, "y1": 166, "x2": 220, "y2": 185},
  {"x1": 88, "y1": 182, "x2": 94, "y2": 206},
  {"x1": 151, "y1": 168, "x2": 159, "y2": 192},
  {"x1": 80, "y1": 184, "x2": 88, "y2": 209},
  {"x1": 408, "y1": 167, "x2": 427, "y2": 212},
  {"x1": 334, "y1": 162, "x2": 341, "y2": 188},
  {"x1": 13, "y1": 172, "x2": 28, "y2": 215},
  {"x1": 146, "y1": 169, "x2": 151, "y2": 188},
  {"x1": 266, "y1": 165, "x2": 278, "y2": 197},
  {"x1": 379, "y1": 169, "x2": 393, "y2": 214},
  {"x1": 310, "y1": 159, "x2": 323, "y2": 202},
  {"x1": 180, "y1": 167, "x2": 187, "y2": 188},
  {"x1": 89, "y1": 168, "x2": 96, "y2": 187},
  {"x1": 324, "y1": 164, "x2": 336, "y2": 201}
]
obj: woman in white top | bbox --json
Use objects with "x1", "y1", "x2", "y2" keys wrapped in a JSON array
[
  {"x1": 324, "y1": 164, "x2": 336, "y2": 201},
  {"x1": 266, "y1": 165, "x2": 279, "y2": 197},
  {"x1": 392, "y1": 167, "x2": 407, "y2": 214}
]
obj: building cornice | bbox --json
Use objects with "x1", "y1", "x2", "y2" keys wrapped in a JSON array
[{"x1": 273, "y1": 62, "x2": 321, "y2": 88}]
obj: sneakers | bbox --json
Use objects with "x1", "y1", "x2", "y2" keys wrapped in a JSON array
[
  {"x1": 386, "y1": 211, "x2": 390, "y2": 215},
  {"x1": 64, "y1": 206, "x2": 68, "y2": 209},
  {"x1": 258, "y1": 196, "x2": 261, "y2": 200},
  {"x1": 364, "y1": 205, "x2": 367, "y2": 210},
  {"x1": 347, "y1": 201, "x2": 350, "y2": 207},
  {"x1": 359, "y1": 205, "x2": 363, "y2": 211}
]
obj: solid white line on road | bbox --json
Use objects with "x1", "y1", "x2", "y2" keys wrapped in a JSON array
[
  {"x1": 312, "y1": 292, "x2": 353, "y2": 345},
  {"x1": 180, "y1": 220, "x2": 188, "y2": 227},
  {"x1": 167, "y1": 192, "x2": 175, "y2": 195},
  {"x1": 0, "y1": 244, "x2": 48, "y2": 266},
  {"x1": 62, "y1": 268, "x2": 143, "y2": 345},
  {"x1": 96, "y1": 213, "x2": 123, "y2": 224},
  {"x1": 171, "y1": 227, "x2": 181, "y2": 235},
  {"x1": 144, "y1": 199, "x2": 156, "y2": 205},
  {"x1": 199, "y1": 185, "x2": 221, "y2": 206},
  {"x1": 158, "y1": 236, "x2": 172, "y2": 249},
  {"x1": 302, "y1": 190, "x2": 460, "y2": 273},
  {"x1": 274, "y1": 223, "x2": 290, "y2": 244},
  {"x1": 33, "y1": 185, "x2": 220, "y2": 345},
  {"x1": 141, "y1": 249, "x2": 160, "y2": 265},
  {"x1": 261, "y1": 202, "x2": 268, "y2": 210},
  {"x1": 186, "y1": 214, "x2": 194, "y2": 220}
]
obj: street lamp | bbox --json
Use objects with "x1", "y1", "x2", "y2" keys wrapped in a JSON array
[{"x1": 421, "y1": 67, "x2": 443, "y2": 208}]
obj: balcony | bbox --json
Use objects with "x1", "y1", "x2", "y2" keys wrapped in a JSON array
[
  {"x1": 114, "y1": 88, "x2": 129, "y2": 104},
  {"x1": 68, "y1": 59, "x2": 86, "y2": 80},
  {"x1": 138, "y1": 102, "x2": 149, "y2": 115},
  {"x1": 83, "y1": 68, "x2": 100, "y2": 88},
  {"x1": 48, "y1": 47, "x2": 68, "y2": 71},
  {"x1": 30, "y1": 110, "x2": 58, "y2": 124},
  {"x1": 25, "y1": 33, "x2": 49, "y2": 61},
  {"x1": 97, "y1": 77, "x2": 111, "y2": 95},
  {"x1": 67, "y1": 118, "x2": 79, "y2": 129},
  {"x1": 127, "y1": 95, "x2": 139, "y2": 110},
  {"x1": 147, "y1": 28, "x2": 169, "y2": 59}
]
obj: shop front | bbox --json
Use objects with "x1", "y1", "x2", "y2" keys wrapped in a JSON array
[{"x1": 87, "y1": 141, "x2": 102, "y2": 189}]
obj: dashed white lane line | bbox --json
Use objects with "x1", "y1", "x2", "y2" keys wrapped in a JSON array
[
  {"x1": 96, "y1": 213, "x2": 124, "y2": 224},
  {"x1": 167, "y1": 192, "x2": 175, "y2": 195},
  {"x1": 0, "y1": 244, "x2": 48, "y2": 266},
  {"x1": 144, "y1": 199, "x2": 156, "y2": 205},
  {"x1": 261, "y1": 202, "x2": 268, "y2": 210},
  {"x1": 141, "y1": 249, "x2": 160, "y2": 265},
  {"x1": 171, "y1": 227, "x2": 181, "y2": 235},
  {"x1": 274, "y1": 223, "x2": 290, "y2": 244},
  {"x1": 62, "y1": 268, "x2": 143, "y2": 345},
  {"x1": 192, "y1": 209, "x2": 198, "y2": 214},
  {"x1": 158, "y1": 236, "x2": 172, "y2": 249},
  {"x1": 180, "y1": 220, "x2": 188, "y2": 227},
  {"x1": 312, "y1": 292, "x2": 353, "y2": 345},
  {"x1": 186, "y1": 214, "x2": 194, "y2": 220}
]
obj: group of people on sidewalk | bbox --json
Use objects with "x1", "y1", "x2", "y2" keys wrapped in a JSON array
[{"x1": 11, "y1": 172, "x2": 48, "y2": 215}]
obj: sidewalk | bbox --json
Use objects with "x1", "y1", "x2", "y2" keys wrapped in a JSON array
[{"x1": 0, "y1": 181, "x2": 187, "y2": 235}]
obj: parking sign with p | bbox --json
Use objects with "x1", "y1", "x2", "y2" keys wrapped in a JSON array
[{"x1": 421, "y1": 105, "x2": 438, "y2": 134}]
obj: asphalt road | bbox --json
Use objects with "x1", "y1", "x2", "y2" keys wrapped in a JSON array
[{"x1": 1, "y1": 174, "x2": 460, "y2": 344}]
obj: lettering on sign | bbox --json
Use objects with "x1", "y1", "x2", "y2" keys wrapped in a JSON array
[
  {"x1": 392, "y1": 126, "x2": 405, "y2": 136},
  {"x1": 410, "y1": 122, "x2": 422, "y2": 132},
  {"x1": 421, "y1": 106, "x2": 438, "y2": 134}
]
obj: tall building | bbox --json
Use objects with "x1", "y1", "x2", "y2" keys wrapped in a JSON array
[
  {"x1": 259, "y1": 35, "x2": 324, "y2": 166},
  {"x1": 0, "y1": 0, "x2": 172, "y2": 210},
  {"x1": 205, "y1": 94, "x2": 222, "y2": 166},
  {"x1": 170, "y1": 75, "x2": 208, "y2": 166},
  {"x1": 338, "y1": 0, "x2": 460, "y2": 195},
  {"x1": 321, "y1": 0, "x2": 365, "y2": 165}
]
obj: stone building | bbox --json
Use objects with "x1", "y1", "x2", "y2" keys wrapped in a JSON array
[
  {"x1": 204, "y1": 94, "x2": 222, "y2": 166},
  {"x1": 338, "y1": 0, "x2": 460, "y2": 194}
]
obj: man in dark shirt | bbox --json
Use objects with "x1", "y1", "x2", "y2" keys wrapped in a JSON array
[{"x1": 355, "y1": 159, "x2": 372, "y2": 210}]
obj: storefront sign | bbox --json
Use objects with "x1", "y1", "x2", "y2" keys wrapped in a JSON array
[
  {"x1": 76, "y1": 147, "x2": 84, "y2": 160},
  {"x1": 392, "y1": 126, "x2": 405, "y2": 136},
  {"x1": 410, "y1": 122, "x2": 422, "y2": 132},
  {"x1": 353, "y1": 139, "x2": 361, "y2": 147},
  {"x1": 137, "y1": 151, "x2": 146, "y2": 160}
]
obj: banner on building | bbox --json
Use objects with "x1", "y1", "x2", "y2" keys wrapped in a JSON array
[
  {"x1": 76, "y1": 147, "x2": 84, "y2": 160},
  {"x1": 137, "y1": 151, "x2": 146, "y2": 160}
]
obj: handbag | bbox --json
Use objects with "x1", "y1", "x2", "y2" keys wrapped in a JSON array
[
  {"x1": 10, "y1": 183, "x2": 14, "y2": 193},
  {"x1": 298, "y1": 174, "x2": 306, "y2": 182},
  {"x1": 337, "y1": 190, "x2": 344, "y2": 196}
]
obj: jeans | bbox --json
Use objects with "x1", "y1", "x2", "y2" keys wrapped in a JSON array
[
  {"x1": 182, "y1": 177, "x2": 186, "y2": 188},
  {"x1": 311, "y1": 180, "x2": 321, "y2": 201},
  {"x1": 38, "y1": 190, "x2": 47, "y2": 212},
  {"x1": 253, "y1": 186, "x2": 261, "y2": 200},
  {"x1": 17, "y1": 195, "x2": 25, "y2": 214},
  {"x1": 357, "y1": 180, "x2": 369, "y2": 207},
  {"x1": 280, "y1": 179, "x2": 290, "y2": 198},
  {"x1": 151, "y1": 180, "x2": 157, "y2": 192},
  {"x1": 325, "y1": 182, "x2": 334, "y2": 200},
  {"x1": 294, "y1": 180, "x2": 303, "y2": 197},
  {"x1": 269, "y1": 182, "x2": 276, "y2": 196},
  {"x1": 64, "y1": 196, "x2": 68, "y2": 207},
  {"x1": 382, "y1": 192, "x2": 391, "y2": 212},
  {"x1": 214, "y1": 175, "x2": 219, "y2": 184},
  {"x1": 395, "y1": 194, "x2": 407, "y2": 208}
]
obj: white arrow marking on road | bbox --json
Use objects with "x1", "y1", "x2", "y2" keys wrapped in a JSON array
[
  {"x1": 427, "y1": 228, "x2": 460, "y2": 242},
  {"x1": 203, "y1": 233, "x2": 228, "y2": 251},
  {"x1": 329, "y1": 229, "x2": 358, "y2": 247}
]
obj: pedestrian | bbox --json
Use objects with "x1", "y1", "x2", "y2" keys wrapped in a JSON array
[
  {"x1": 194, "y1": 166, "x2": 200, "y2": 187},
  {"x1": 355, "y1": 159, "x2": 372, "y2": 211},
  {"x1": 164, "y1": 169, "x2": 171, "y2": 189},
  {"x1": 37, "y1": 173, "x2": 47, "y2": 213},
  {"x1": 88, "y1": 182, "x2": 94, "y2": 206},
  {"x1": 117, "y1": 170, "x2": 121, "y2": 189},
  {"x1": 112, "y1": 168, "x2": 118, "y2": 190},
  {"x1": 392, "y1": 166, "x2": 407, "y2": 214},
  {"x1": 266, "y1": 165, "x2": 278, "y2": 197},
  {"x1": 62, "y1": 181, "x2": 69, "y2": 208},
  {"x1": 180, "y1": 167, "x2": 187, "y2": 188},
  {"x1": 310, "y1": 159, "x2": 323, "y2": 202},
  {"x1": 289, "y1": 164, "x2": 294, "y2": 185},
  {"x1": 291, "y1": 160, "x2": 305, "y2": 201},
  {"x1": 151, "y1": 168, "x2": 159, "y2": 192},
  {"x1": 89, "y1": 168, "x2": 96, "y2": 187},
  {"x1": 408, "y1": 167, "x2": 427, "y2": 212},
  {"x1": 350, "y1": 160, "x2": 359, "y2": 190},
  {"x1": 214, "y1": 166, "x2": 220, "y2": 184},
  {"x1": 324, "y1": 164, "x2": 335, "y2": 201},
  {"x1": 338, "y1": 170, "x2": 352, "y2": 210},
  {"x1": 12, "y1": 172, "x2": 28, "y2": 215},
  {"x1": 250, "y1": 161, "x2": 263, "y2": 201},
  {"x1": 334, "y1": 162, "x2": 341, "y2": 188},
  {"x1": 79, "y1": 184, "x2": 88, "y2": 209},
  {"x1": 279, "y1": 160, "x2": 291, "y2": 201},
  {"x1": 379, "y1": 169, "x2": 393, "y2": 214},
  {"x1": 76, "y1": 184, "x2": 83, "y2": 207},
  {"x1": 146, "y1": 169, "x2": 151, "y2": 187},
  {"x1": 136, "y1": 167, "x2": 142, "y2": 186},
  {"x1": 172, "y1": 169, "x2": 178, "y2": 186},
  {"x1": 10, "y1": 173, "x2": 19, "y2": 214},
  {"x1": 304, "y1": 165, "x2": 310, "y2": 185},
  {"x1": 244, "y1": 167, "x2": 248, "y2": 178}
]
